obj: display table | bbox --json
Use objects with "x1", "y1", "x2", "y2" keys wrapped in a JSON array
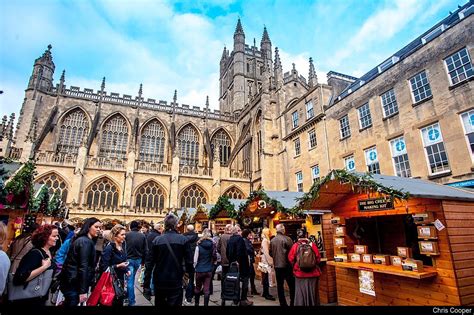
[{"x1": 327, "y1": 261, "x2": 437, "y2": 279}]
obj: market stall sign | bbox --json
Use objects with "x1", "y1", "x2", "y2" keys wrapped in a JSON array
[{"x1": 358, "y1": 197, "x2": 394, "y2": 211}]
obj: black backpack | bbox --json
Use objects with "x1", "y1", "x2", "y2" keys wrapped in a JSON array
[
  {"x1": 221, "y1": 262, "x2": 240, "y2": 301},
  {"x1": 297, "y1": 242, "x2": 317, "y2": 271}
]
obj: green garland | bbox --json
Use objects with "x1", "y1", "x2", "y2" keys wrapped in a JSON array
[
  {"x1": 297, "y1": 169, "x2": 410, "y2": 208},
  {"x1": 209, "y1": 195, "x2": 238, "y2": 219},
  {"x1": 238, "y1": 190, "x2": 304, "y2": 217},
  {"x1": 31, "y1": 185, "x2": 49, "y2": 214},
  {"x1": 4, "y1": 159, "x2": 37, "y2": 209}
]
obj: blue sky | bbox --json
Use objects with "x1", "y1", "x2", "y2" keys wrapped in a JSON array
[{"x1": 0, "y1": 0, "x2": 463, "y2": 116}]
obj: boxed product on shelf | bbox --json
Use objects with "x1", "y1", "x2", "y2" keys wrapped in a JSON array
[
  {"x1": 355, "y1": 245, "x2": 368, "y2": 254},
  {"x1": 334, "y1": 254, "x2": 348, "y2": 262},
  {"x1": 335, "y1": 226, "x2": 346, "y2": 236},
  {"x1": 348, "y1": 253, "x2": 361, "y2": 262},
  {"x1": 331, "y1": 216, "x2": 346, "y2": 225},
  {"x1": 362, "y1": 254, "x2": 373, "y2": 264},
  {"x1": 417, "y1": 225, "x2": 437, "y2": 239},
  {"x1": 401, "y1": 259, "x2": 424, "y2": 272},
  {"x1": 390, "y1": 256, "x2": 402, "y2": 266},
  {"x1": 373, "y1": 254, "x2": 390, "y2": 265},
  {"x1": 412, "y1": 212, "x2": 435, "y2": 224},
  {"x1": 334, "y1": 237, "x2": 345, "y2": 246},
  {"x1": 419, "y1": 241, "x2": 440, "y2": 255},
  {"x1": 397, "y1": 247, "x2": 413, "y2": 258}
]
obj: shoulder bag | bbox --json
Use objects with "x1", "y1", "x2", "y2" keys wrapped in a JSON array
[{"x1": 8, "y1": 249, "x2": 54, "y2": 301}]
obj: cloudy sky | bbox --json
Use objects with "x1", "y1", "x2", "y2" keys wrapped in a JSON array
[{"x1": 0, "y1": 0, "x2": 463, "y2": 116}]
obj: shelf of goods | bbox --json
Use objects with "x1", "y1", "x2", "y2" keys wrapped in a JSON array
[{"x1": 327, "y1": 261, "x2": 438, "y2": 279}]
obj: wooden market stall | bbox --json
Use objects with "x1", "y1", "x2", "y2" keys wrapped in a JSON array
[
  {"x1": 188, "y1": 204, "x2": 211, "y2": 233},
  {"x1": 208, "y1": 197, "x2": 242, "y2": 235},
  {"x1": 299, "y1": 170, "x2": 474, "y2": 306}
]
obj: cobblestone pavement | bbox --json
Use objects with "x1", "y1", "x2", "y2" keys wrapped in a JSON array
[{"x1": 133, "y1": 277, "x2": 285, "y2": 306}]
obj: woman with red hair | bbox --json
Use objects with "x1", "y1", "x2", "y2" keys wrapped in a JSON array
[{"x1": 11, "y1": 224, "x2": 59, "y2": 305}]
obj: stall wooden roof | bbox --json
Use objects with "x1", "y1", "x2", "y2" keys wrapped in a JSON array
[
  {"x1": 307, "y1": 173, "x2": 474, "y2": 209},
  {"x1": 265, "y1": 191, "x2": 304, "y2": 209}
]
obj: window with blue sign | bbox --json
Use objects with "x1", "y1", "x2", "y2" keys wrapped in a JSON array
[
  {"x1": 364, "y1": 146, "x2": 381, "y2": 174},
  {"x1": 390, "y1": 136, "x2": 411, "y2": 177},
  {"x1": 460, "y1": 110, "x2": 474, "y2": 159},
  {"x1": 345, "y1": 155, "x2": 356, "y2": 172},
  {"x1": 421, "y1": 123, "x2": 450, "y2": 174},
  {"x1": 296, "y1": 171, "x2": 303, "y2": 192},
  {"x1": 311, "y1": 165, "x2": 320, "y2": 182}
]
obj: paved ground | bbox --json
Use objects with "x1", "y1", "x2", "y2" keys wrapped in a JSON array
[{"x1": 133, "y1": 276, "x2": 285, "y2": 306}]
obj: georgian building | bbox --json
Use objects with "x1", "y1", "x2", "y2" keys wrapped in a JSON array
[{"x1": 1, "y1": 1, "x2": 473, "y2": 223}]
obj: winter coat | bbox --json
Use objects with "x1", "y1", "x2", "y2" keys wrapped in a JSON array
[
  {"x1": 217, "y1": 233, "x2": 232, "y2": 266},
  {"x1": 60, "y1": 236, "x2": 96, "y2": 294},
  {"x1": 184, "y1": 231, "x2": 199, "y2": 256},
  {"x1": 226, "y1": 234, "x2": 250, "y2": 278},
  {"x1": 243, "y1": 238, "x2": 255, "y2": 264},
  {"x1": 100, "y1": 242, "x2": 129, "y2": 280},
  {"x1": 194, "y1": 239, "x2": 217, "y2": 273},
  {"x1": 8, "y1": 234, "x2": 33, "y2": 274},
  {"x1": 151, "y1": 230, "x2": 193, "y2": 290},
  {"x1": 288, "y1": 239, "x2": 321, "y2": 278},
  {"x1": 125, "y1": 229, "x2": 147, "y2": 261},
  {"x1": 270, "y1": 232, "x2": 294, "y2": 268}
]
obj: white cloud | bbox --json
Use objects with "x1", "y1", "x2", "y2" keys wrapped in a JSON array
[
  {"x1": 279, "y1": 49, "x2": 328, "y2": 84},
  {"x1": 329, "y1": 0, "x2": 425, "y2": 67}
]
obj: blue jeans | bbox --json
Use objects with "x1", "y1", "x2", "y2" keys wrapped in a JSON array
[{"x1": 127, "y1": 258, "x2": 142, "y2": 306}]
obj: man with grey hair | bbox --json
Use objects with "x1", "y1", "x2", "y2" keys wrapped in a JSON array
[
  {"x1": 183, "y1": 224, "x2": 198, "y2": 305},
  {"x1": 270, "y1": 223, "x2": 295, "y2": 306},
  {"x1": 151, "y1": 214, "x2": 193, "y2": 306},
  {"x1": 143, "y1": 223, "x2": 164, "y2": 300}
]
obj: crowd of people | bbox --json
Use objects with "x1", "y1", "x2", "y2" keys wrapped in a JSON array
[{"x1": 0, "y1": 213, "x2": 322, "y2": 307}]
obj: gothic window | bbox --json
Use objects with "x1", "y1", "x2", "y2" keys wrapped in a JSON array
[
  {"x1": 85, "y1": 177, "x2": 119, "y2": 210},
  {"x1": 99, "y1": 114, "x2": 129, "y2": 159},
  {"x1": 180, "y1": 184, "x2": 207, "y2": 208},
  {"x1": 36, "y1": 173, "x2": 68, "y2": 202},
  {"x1": 211, "y1": 129, "x2": 232, "y2": 166},
  {"x1": 139, "y1": 120, "x2": 165, "y2": 163},
  {"x1": 242, "y1": 141, "x2": 251, "y2": 175},
  {"x1": 135, "y1": 181, "x2": 166, "y2": 213},
  {"x1": 57, "y1": 109, "x2": 89, "y2": 154},
  {"x1": 223, "y1": 186, "x2": 245, "y2": 199},
  {"x1": 178, "y1": 124, "x2": 199, "y2": 166}
]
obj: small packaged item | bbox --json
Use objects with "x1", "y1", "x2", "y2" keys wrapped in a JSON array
[
  {"x1": 334, "y1": 254, "x2": 347, "y2": 262},
  {"x1": 373, "y1": 254, "x2": 390, "y2": 265},
  {"x1": 419, "y1": 241, "x2": 440, "y2": 255},
  {"x1": 397, "y1": 247, "x2": 413, "y2": 258},
  {"x1": 401, "y1": 259, "x2": 424, "y2": 272},
  {"x1": 390, "y1": 256, "x2": 402, "y2": 266},
  {"x1": 412, "y1": 212, "x2": 434, "y2": 224},
  {"x1": 331, "y1": 216, "x2": 346, "y2": 225},
  {"x1": 355, "y1": 245, "x2": 368, "y2": 254},
  {"x1": 417, "y1": 226, "x2": 437, "y2": 239},
  {"x1": 348, "y1": 253, "x2": 361, "y2": 262},
  {"x1": 334, "y1": 237, "x2": 345, "y2": 246},
  {"x1": 335, "y1": 226, "x2": 346, "y2": 236},
  {"x1": 362, "y1": 254, "x2": 373, "y2": 264}
]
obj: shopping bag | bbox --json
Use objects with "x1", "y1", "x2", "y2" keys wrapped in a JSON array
[
  {"x1": 99, "y1": 274, "x2": 115, "y2": 306},
  {"x1": 87, "y1": 268, "x2": 111, "y2": 306}
]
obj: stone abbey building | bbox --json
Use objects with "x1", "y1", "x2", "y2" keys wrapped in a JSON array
[{"x1": 1, "y1": 1, "x2": 473, "y2": 223}]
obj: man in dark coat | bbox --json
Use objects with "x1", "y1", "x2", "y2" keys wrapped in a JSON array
[
  {"x1": 143, "y1": 223, "x2": 163, "y2": 301},
  {"x1": 226, "y1": 225, "x2": 253, "y2": 306},
  {"x1": 151, "y1": 214, "x2": 193, "y2": 306},
  {"x1": 125, "y1": 220, "x2": 148, "y2": 306},
  {"x1": 183, "y1": 224, "x2": 198, "y2": 305}
]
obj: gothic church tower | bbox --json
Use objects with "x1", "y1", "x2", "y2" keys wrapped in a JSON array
[{"x1": 219, "y1": 20, "x2": 273, "y2": 114}]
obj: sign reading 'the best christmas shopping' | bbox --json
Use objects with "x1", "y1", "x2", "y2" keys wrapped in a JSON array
[{"x1": 358, "y1": 197, "x2": 394, "y2": 212}]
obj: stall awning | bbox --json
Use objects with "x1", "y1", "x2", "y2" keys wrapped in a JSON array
[
  {"x1": 303, "y1": 210, "x2": 332, "y2": 215},
  {"x1": 265, "y1": 191, "x2": 304, "y2": 209}
]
